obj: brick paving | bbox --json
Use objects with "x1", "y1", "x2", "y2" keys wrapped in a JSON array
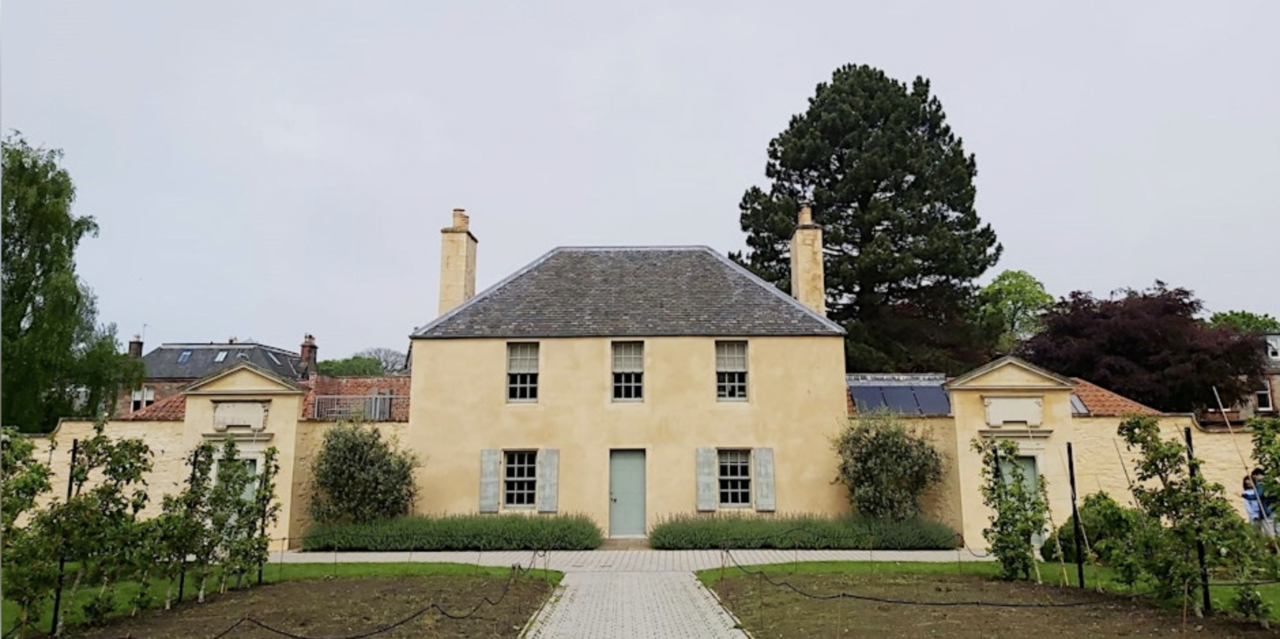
[{"x1": 274, "y1": 549, "x2": 989, "y2": 638}]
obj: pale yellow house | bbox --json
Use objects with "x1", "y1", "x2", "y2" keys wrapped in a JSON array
[
  {"x1": 27, "y1": 207, "x2": 1267, "y2": 552},
  {"x1": 406, "y1": 208, "x2": 851, "y2": 537}
]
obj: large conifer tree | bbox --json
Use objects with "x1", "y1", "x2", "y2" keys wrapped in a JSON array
[{"x1": 732, "y1": 64, "x2": 1002, "y2": 373}]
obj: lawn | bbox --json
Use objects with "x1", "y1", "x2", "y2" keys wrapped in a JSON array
[
  {"x1": 699, "y1": 561, "x2": 1280, "y2": 638},
  {"x1": 2, "y1": 562, "x2": 563, "y2": 639}
]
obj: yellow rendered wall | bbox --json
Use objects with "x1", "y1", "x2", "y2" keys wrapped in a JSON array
[
  {"x1": 27, "y1": 420, "x2": 190, "y2": 521},
  {"x1": 1072, "y1": 415, "x2": 1259, "y2": 519},
  {"x1": 911, "y1": 417, "x2": 965, "y2": 535},
  {"x1": 408, "y1": 335, "x2": 851, "y2": 535}
]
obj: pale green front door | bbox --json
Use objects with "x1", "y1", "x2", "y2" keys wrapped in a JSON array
[{"x1": 609, "y1": 450, "x2": 647, "y2": 537}]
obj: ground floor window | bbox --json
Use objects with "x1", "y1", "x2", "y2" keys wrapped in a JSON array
[
  {"x1": 503, "y1": 450, "x2": 537, "y2": 507},
  {"x1": 717, "y1": 449, "x2": 751, "y2": 506}
]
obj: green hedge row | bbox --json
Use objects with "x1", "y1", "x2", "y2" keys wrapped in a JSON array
[
  {"x1": 302, "y1": 513, "x2": 604, "y2": 551},
  {"x1": 648, "y1": 513, "x2": 961, "y2": 550}
]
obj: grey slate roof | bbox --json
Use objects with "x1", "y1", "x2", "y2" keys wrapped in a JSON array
[
  {"x1": 412, "y1": 246, "x2": 845, "y2": 339},
  {"x1": 141, "y1": 343, "x2": 303, "y2": 380}
]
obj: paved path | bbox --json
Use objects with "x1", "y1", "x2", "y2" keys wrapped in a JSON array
[
  {"x1": 524, "y1": 572, "x2": 745, "y2": 639},
  {"x1": 273, "y1": 549, "x2": 988, "y2": 638}
]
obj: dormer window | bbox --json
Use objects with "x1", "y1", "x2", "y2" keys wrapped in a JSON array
[{"x1": 1267, "y1": 336, "x2": 1280, "y2": 361}]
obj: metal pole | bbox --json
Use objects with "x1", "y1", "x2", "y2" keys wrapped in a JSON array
[
  {"x1": 1067, "y1": 443, "x2": 1085, "y2": 589},
  {"x1": 51, "y1": 439, "x2": 79, "y2": 635},
  {"x1": 1184, "y1": 427, "x2": 1212, "y2": 615}
]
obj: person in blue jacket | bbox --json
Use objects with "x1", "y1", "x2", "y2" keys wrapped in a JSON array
[{"x1": 1246, "y1": 470, "x2": 1277, "y2": 538}]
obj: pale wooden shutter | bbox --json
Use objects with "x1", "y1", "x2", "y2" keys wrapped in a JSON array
[
  {"x1": 696, "y1": 447, "x2": 717, "y2": 512},
  {"x1": 753, "y1": 447, "x2": 776, "y2": 512},
  {"x1": 536, "y1": 448, "x2": 559, "y2": 513},
  {"x1": 479, "y1": 449, "x2": 500, "y2": 513}
]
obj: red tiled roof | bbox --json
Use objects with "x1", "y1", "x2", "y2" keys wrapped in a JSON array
[
  {"x1": 1071, "y1": 378, "x2": 1161, "y2": 417},
  {"x1": 121, "y1": 393, "x2": 187, "y2": 421}
]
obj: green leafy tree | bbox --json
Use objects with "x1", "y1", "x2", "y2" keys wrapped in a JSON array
[
  {"x1": 972, "y1": 437, "x2": 1048, "y2": 581},
  {"x1": 155, "y1": 442, "x2": 215, "y2": 610},
  {"x1": 1208, "y1": 310, "x2": 1280, "y2": 335},
  {"x1": 310, "y1": 420, "x2": 420, "y2": 525},
  {"x1": 731, "y1": 64, "x2": 1003, "y2": 374},
  {"x1": 833, "y1": 409, "x2": 943, "y2": 521},
  {"x1": 2, "y1": 132, "x2": 143, "y2": 432},
  {"x1": 1117, "y1": 415, "x2": 1269, "y2": 618},
  {"x1": 317, "y1": 355, "x2": 385, "y2": 377},
  {"x1": 36, "y1": 418, "x2": 153, "y2": 634},
  {"x1": 1, "y1": 427, "x2": 57, "y2": 635},
  {"x1": 978, "y1": 270, "x2": 1053, "y2": 352}
]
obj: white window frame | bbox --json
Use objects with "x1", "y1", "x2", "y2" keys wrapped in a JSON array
[
  {"x1": 131, "y1": 386, "x2": 156, "y2": 412},
  {"x1": 1258, "y1": 385, "x2": 1275, "y2": 413},
  {"x1": 611, "y1": 341, "x2": 644, "y2": 402},
  {"x1": 717, "y1": 449, "x2": 752, "y2": 507},
  {"x1": 715, "y1": 341, "x2": 749, "y2": 401},
  {"x1": 502, "y1": 450, "x2": 537, "y2": 508},
  {"x1": 506, "y1": 342, "x2": 540, "y2": 403}
]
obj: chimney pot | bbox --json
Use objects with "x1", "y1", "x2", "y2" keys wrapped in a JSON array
[
  {"x1": 452, "y1": 208, "x2": 469, "y2": 230},
  {"x1": 798, "y1": 204, "x2": 813, "y2": 225}
]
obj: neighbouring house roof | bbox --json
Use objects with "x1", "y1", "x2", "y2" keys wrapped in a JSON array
[
  {"x1": 301, "y1": 375, "x2": 411, "y2": 421},
  {"x1": 846, "y1": 374, "x2": 952, "y2": 416},
  {"x1": 117, "y1": 374, "x2": 413, "y2": 423},
  {"x1": 411, "y1": 246, "x2": 846, "y2": 339},
  {"x1": 1069, "y1": 378, "x2": 1162, "y2": 417},
  {"x1": 120, "y1": 393, "x2": 186, "y2": 421},
  {"x1": 139, "y1": 342, "x2": 303, "y2": 380}
]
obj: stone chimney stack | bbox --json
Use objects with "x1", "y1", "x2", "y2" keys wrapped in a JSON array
[
  {"x1": 128, "y1": 334, "x2": 144, "y2": 358},
  {"x1": 438, "y1": 208, "x2": 479, "y2": 316},
  {"x1": 299, "y1": 334, "x2": 318, "y2": 377},
  {"x1": 789, "y1": 204, "x2": 826, "y2": 316}
]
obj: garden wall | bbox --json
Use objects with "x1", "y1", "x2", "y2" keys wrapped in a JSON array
[{"x1": 1073, "y1": 415, "x2": 1259, "y2": 518}]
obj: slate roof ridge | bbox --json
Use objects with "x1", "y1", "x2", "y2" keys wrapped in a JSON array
[{"x1": 155, "y1": 342, "x2": 301, "y2": 356}]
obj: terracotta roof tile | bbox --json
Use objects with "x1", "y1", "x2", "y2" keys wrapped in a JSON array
[
  {"x1": 121, "y1": 393, "x2": 186, "y2": 421},
  {"x1": 1071, "y1": 378, "x2": 1161, "y2": 417}
]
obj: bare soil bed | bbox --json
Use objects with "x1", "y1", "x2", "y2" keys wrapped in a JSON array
[
  {"x1": 711, "y1": 572, "x2": 1278, "y2": 638},
  {"x1": 58, "y1": 575, "x2": 553, "y2": 639}
]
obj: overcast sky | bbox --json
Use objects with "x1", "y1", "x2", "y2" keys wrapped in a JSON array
[{"x1": 3, "y1": 1, "x2": 1277, "y2": 360}]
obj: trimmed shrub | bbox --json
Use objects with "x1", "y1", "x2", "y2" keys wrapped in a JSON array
[
  {"x1": 1040, "y1": 491, "x2": 1148, "y2": 564},
  {"x1": 310, "y1": 421, "x2": 419, "y2": 525},
  {"x1": 302, "y1": 514, "x2": 604, "y2": 551},
  {"x1": 834, "y1": 409, "x2": 944, "y2": 521},
  {"x1": 648, "y1": 513, "x2": 960, "y2": 550}
]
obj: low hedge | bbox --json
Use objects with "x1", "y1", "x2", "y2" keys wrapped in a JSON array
[
  {"x1": 302, "y1": 513, "x2": 604, "y2": 551},
  {"x1": 648, "y1": 513, "x2": 961, "y2": 550}
]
